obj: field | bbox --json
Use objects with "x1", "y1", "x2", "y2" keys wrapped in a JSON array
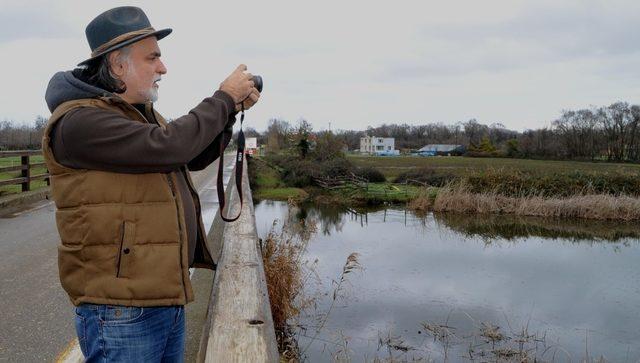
[
  {"x1": 348, "y1": 155, "x2": 640, "y2": 180},
  {"x1": 0, "y1": 155, "x2": 48, "y2": 196}
]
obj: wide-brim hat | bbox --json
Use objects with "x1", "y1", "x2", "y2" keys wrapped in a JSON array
[{"x1": 78, "y1": 6, "x2": 171, "y2": 66}]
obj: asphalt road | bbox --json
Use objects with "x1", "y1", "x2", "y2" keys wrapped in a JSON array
[{"x1": 0, "y1": 156, "x2": 234, "y2": 362}]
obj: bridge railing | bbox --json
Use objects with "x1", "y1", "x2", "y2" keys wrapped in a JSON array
[
  {"x1": 198, "y1": 162, "x2": 279, "y2": 362},
  {"x1": 0, "y1": 150, "x2": 49, "y2": 192}
]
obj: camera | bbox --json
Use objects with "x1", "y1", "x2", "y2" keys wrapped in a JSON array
[{"x1": 252, "y1": 75, "x2": 263, "y2": 93}]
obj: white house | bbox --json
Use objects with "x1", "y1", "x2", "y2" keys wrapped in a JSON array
[{"x1": 360, "y1": 136, "x2": 399, "y2": 155}]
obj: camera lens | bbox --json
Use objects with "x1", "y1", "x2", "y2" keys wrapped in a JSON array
[{"x1": 252, "y1": 75, "x2": 263, "y2": 93}]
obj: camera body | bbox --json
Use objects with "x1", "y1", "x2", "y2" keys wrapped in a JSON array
[{"x1": 252, "y1": 75, "x2": 263, "y2": 93}]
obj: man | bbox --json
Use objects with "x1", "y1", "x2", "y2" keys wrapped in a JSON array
[{"x1": 42, "y1": 6, "x2": 260, "y2": 362}]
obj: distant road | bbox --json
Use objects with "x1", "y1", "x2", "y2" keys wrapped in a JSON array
[{"x1": 0, "y1": 156, "x2": 234, "y2": 362}]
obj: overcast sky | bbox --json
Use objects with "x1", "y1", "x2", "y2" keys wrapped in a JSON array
[{"x1": 1, "y1": 0, "x2": 639, "y2": 131}]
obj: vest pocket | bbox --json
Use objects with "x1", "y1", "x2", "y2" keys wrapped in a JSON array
[{"x1": 116, "y1": 221, "x2": 136, "y2": 278}]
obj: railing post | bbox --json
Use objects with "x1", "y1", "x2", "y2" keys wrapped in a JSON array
[{"x1": 21, "y1": 155, "x2": 30, "y2": 192}]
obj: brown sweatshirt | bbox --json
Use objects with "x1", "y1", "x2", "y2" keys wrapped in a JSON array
[{"x1": 49, "y1": 90, "x2": 236, "y2": 266}]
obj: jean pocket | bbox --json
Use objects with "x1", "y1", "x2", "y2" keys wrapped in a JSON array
[{"x1": 99, "y1": 305, "x2": 144, "y2": 325}]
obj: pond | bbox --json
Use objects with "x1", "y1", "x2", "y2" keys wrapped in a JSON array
[{"x1": 254, "y1": 200, "x2": 640, "y2": 362}]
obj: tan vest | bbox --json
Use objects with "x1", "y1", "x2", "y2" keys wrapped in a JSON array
[{"x1": 42, "y1": 96, "x2": 214, "y2": 307}]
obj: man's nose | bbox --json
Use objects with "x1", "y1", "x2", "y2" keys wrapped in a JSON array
[{"x1": 157, "y1": 59, "x2": 167, "y2": 74}]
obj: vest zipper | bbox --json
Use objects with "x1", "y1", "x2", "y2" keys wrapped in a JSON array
[
  {"x1": 165, "y1": 173, "x2": 189, "y2": 300},
  {"x1": 116, "y1": 221, "x2": 125, "y2": 277}
]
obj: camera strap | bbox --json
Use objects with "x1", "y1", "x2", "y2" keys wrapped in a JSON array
[{"x1": 216, "y1": 104, "x2": 245, "y2": 222}]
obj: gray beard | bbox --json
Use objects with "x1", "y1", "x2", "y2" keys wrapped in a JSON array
[{"x1": 145, "y1": 87, "x2": 159, "y2": 102}]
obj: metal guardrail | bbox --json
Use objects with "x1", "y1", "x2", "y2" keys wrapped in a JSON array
[{"x1": 0, "y1": 150, "x2": 49, "y2": 191}]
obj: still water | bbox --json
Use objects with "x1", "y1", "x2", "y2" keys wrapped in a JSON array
[{"x1": 255, "y1": 201, "x2": 640, "y2": 362}]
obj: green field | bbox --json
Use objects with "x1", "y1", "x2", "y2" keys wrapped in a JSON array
[
  {"x1": 0, "y1": 155, "x2": 48, "y2": 196},
  {"x1": 348, "y1": 155, "x2": 640, "y2": 180}
]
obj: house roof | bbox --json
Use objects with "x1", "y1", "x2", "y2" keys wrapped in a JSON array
[
  {"x1": 361, "y1": 136, "x2": 394, "y2": 140},
  {"x1": 418, "y1": 144, "x2": 464, "y2": 152}
]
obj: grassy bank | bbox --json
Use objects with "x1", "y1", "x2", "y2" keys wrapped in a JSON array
[
  {"x1": 250, "y1": 154, "x2": 640, "y2": 220},
  {"x1": 248, "y1": 157, "x2": 308, "y2": 201},
  {"x1": 351, "y1": 155, "x2": 640, "y2": 197},
  {"x1": 409, "y1": 182, "x2": 640, "y2": 221},
  {"x1": 0, "y1": 155, "x2": 48, "y2": 196},
  {"x1": 348, "y1": 155, "x2": 640, "y2": 180},
  {"x1": 248, "y1": 156, "x2": 420, "y2": 205}
]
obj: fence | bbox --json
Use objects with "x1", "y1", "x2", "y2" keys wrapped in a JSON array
[{"x1": 0, "y1": 150, "x2": 49, "y2": 192}]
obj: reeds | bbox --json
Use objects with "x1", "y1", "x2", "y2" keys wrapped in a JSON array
[
  {"x1": 409, "y1": 181, "x2": 640, "y2": 221},
  {"x1": 260, "y1": 215, "x2": 317, "y2": 361}
]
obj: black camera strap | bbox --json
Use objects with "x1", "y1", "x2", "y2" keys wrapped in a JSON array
[{"x1": 216, "y1": 105, "x2": 245, "y2": 222}]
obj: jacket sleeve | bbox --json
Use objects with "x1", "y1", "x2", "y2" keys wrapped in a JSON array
[
  {"x1": 187, "y1": 116, "x2": 235, "y2": 171},
  {"x1": 51, "y1": 91, "x2": 236, "y2": 174}
]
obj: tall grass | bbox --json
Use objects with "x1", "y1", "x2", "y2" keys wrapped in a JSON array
[
  {"x1": 260, "y1": 215, "x2": 317, "y2": 360},
  {"x1": 425, "y1": 182, "x2": 640, "y2": 221}
]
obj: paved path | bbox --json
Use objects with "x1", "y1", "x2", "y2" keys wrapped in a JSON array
[{"x1": 0, "y1": 156, "x2": 234, "y2": 362}]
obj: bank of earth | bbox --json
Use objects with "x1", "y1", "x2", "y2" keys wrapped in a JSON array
[{"x1": 249, "y1": 155, "x2": 640, "y2": 221}]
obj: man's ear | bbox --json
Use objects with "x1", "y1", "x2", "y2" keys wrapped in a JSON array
[{"x1": 108, "y1": 51, "x2": 125, "y2": 78}]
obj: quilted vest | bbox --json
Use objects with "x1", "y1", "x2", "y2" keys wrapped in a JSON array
[{"x1": 42, "y1": 96, "x2": 214, "y2": 307}]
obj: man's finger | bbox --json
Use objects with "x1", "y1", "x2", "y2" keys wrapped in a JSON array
[
  {"x1": 245, "y1": 73, "x2": 253, "y2": 80},
  {"x1": 236, "y1": 64, "x2": 247, "y2": 72}
]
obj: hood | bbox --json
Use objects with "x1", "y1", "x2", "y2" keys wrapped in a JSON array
[{"x1": 44, "y1": 70, "x2": 111, "y2": 112}]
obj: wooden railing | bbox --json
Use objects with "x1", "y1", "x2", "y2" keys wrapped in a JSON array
[
  {"x1": 0, "y1": 150, "x2": 49, "y2": 192},
  {"x1": 198, "y1": 164, "x2": 279, "y2": 362}
]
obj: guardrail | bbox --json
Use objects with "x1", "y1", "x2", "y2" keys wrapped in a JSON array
[
  {"x1": 0, "y1": 150, "x2": 49, "y2": 192},
  {"x1": 198, "y1": 163, "x2": 279, "y2": 362}
]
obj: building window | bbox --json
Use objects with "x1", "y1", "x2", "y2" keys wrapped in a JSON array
[
  {"x1": 376, "y1": 145, "x2": 384, "y2": 151},
  {"x1": 388, "y1": 146, "x2": 391, "y2": 150}
]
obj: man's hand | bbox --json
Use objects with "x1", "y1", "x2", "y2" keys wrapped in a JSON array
[
  {"x1": 236, "y1": 87, "x2": 260, "y2": 112},
  {"x1": 219, "y1": 64, "x2": 260, "y2": 110}
]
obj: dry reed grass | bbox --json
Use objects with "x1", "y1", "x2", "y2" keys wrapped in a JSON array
[
  {"x1": 409, "y1": 182, "x2": 640, "y2": 220},
  {"x1": 260, "y1": 212, "x2": 317, "y2": 361},
  {"x1": 407, "y1": 188, "x2": 434, "y2": 212}
]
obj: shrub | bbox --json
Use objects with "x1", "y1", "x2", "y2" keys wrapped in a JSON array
[
  {"x1": 394, "y1": 167, "x2": 454, "y2": 186},
  {"x1": 320, "y1": 158, "x2": 356, "y2": 178},
  {"x1": 281, "y1": 159, "x2": 317, "y2": 187},
  {"x1": 355, "y1": 167, "x2": 386, "y2": 182}
]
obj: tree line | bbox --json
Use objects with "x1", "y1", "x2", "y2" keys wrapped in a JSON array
[
  {"x1": 249, "y1": 101, "x2": 640, "y2": 163},
  {"x1": 0, "y1": 116, "x2": 48, "y2": 150},
  {"x1": 2, "y1": 101, "x2": 640, "y2": 162}
]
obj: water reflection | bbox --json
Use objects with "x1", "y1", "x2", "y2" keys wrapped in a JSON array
[
  {"x1": 438, "y1": 212, "x2": 640, "y2": 244},
  {"x1": 254, "y1": 201, "x2": 640, "y2": 362},
  {"x1": 290, "y1": 202, "x2": 640, "y2": 244}
]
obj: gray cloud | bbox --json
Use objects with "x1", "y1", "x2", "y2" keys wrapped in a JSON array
[
  {"x1": 383, "y1": 2, "x2": 640, "y2": 80},
  {"x1": 4, "y1": 0, "x2": 640, "y2": 131},
  {"x1": 0, "y1": 8, "x2": 73, "y2": 43}
]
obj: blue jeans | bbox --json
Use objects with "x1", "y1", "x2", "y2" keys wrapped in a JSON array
[{"x1": 74, "y1": 304, "x2": 185, "y2": 363}]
